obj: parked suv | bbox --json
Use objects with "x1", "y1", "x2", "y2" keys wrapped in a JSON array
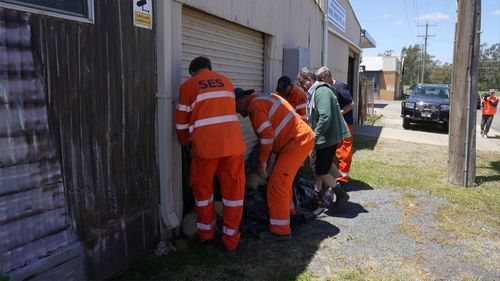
[{"x1": 401, "y1": 84, "x2": 450, "y2": 131}]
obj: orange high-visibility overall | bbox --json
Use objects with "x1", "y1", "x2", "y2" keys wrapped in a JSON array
[
  {"x1": 277, "y1": 85, "x2": 308, "y2": 123},
  {"x1": 175, "y1": 69, "x2": 246, "y2": 251},
  {"x1": 336, "y1": 124, "x2": 353, "y2": 183},
  {"x1": 247, "y1": 93, "x2": 314, "y2": 235}
]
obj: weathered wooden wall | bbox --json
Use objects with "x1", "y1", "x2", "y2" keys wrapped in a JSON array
[{"x1": 28, "y1": 0, "x2": 160, "y2": 279}]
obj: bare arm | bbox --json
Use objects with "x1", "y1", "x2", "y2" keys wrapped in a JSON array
[{"x1": 341, "y1": 101, "x2": 355, "y2": 114}]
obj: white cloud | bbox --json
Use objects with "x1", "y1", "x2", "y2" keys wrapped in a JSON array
[
  {"x1": 493, "y1": 9, "x2": 500, "y2": 16},
  {"x1": 383, "y1": 14, "x2": 391, "y2": 19},
  {"x1": 393, "y1": 20, "x2": 405, "y2": 27},
  {"x1": 417, "y1": 12, "x2": 450, "y2": 21}
]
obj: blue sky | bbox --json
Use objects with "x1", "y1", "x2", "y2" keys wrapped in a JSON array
[{"x1": 350, "y1": 0, "x2": 500, "y2": 63}]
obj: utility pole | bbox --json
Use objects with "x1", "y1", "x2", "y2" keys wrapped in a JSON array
[
  {"x1": 418, "y1": 22, "x2": 435, "y2": 84},
  {"x1": 449, "y1": 0, "x2": 481, "y2": 187}
]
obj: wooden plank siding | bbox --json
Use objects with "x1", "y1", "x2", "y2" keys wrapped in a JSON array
[{"x1": 24, "y1": 0, "x2": 160, "y2": 279}]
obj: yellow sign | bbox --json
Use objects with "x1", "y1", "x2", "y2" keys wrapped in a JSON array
[{"x1": 133, "y1": 0, "x2": 153, "y2": 29}]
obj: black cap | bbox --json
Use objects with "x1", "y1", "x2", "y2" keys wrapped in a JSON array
[
  {"x1": 276, "y1": 76, "x2": 292, "y2": 92},
  {"x1": 234, "y1": 88, "x2": 254, "y2": 99}
]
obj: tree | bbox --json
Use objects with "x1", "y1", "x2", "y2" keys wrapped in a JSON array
[
  {"x1": 401, "y1": 45, "x2": 421, "y2": 86},
  {"x1": 428, "y1": 61, "x2": 452, "y2": 85},
  {"x1": 478, "y1": 43, "x2": 500, "y2": 91}
]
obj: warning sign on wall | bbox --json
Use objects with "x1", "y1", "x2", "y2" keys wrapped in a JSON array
[{"x1": 133, "y1": 0, "x2": 153, "y2": 29}]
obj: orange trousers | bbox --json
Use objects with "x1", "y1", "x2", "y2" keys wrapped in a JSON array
[
  {"x1": 336, "y1": 124, "x2": 353, "y2": 183},
  {"x1": 190, "y1": 154, "x2": 245, "y2": 251},
  {"x1": 267, "y1": 132, "x2": 314, "y2": 235}
]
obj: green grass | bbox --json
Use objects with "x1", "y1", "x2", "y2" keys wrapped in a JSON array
[
  {"x1": 112, "y1": 240, "x2": 225, "y2": 281},
  {"x1": 364, "y1": 114, "x2": 382, "y2": 125}
]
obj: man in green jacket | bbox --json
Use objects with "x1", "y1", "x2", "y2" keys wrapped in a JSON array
[{"x1": 297, "y1": 67, "x2": 351, "y2": 210}]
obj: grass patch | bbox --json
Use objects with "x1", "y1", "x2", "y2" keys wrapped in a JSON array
[
  {"x1": 112, "y1": 240, "x2": 225, "y2": 281},
  {"x1": 351, "y1": 136, "x2": 500, "y2": 241},
  {"x1": 396, "y1": 192, "x2": 426, "y2": 243},
  {"x1": 364, "y1": 114, "x2": 382, "y2": 125},
  {"x1": 324, "y1": 265, "x2": 431, "y2": 281}
]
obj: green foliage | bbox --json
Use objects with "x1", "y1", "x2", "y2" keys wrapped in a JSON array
[
  {"x1": 401, "y1": 44, "x2": 422, "y2": 86},
  {"x1": 478, "y1": 43, "x2": 500, "y2": 91}
]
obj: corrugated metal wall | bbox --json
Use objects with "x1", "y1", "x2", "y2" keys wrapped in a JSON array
[
  {"x1": 0, "y1": 8, "x2": 84, "y2": 279},
  {"x1": 25, "y1": 0, "x2": 160, "y2": 279},
  {"x1": 181, "y1": 7, "x2": 263, "y2": 161}
]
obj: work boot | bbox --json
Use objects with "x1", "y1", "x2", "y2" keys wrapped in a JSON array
[
  {"x1": 332, "y1": 183, "x2": 350, "y2": 211},
  {"x1": 201, "y1": 240, "x2": 216, "y2": 252},
  {"x1": 224, "y1": 249, "x2": 237, "y2": 258},
  {"x1": 258, "y1": 231, "x2": 292, "y2": 241}
]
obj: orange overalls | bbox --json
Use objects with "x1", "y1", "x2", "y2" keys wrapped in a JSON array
[
  {"x1": 336, "y1": 124, "x2": 353, "y2": 183},
  {"x1": 277, "y1": 85, "x2": 308, "y2": 122},
  {"x1": 175, "y1": 69, "x2": 246, "y2": 251},
  {"x1": 247, "y1": 93, "x2": 314, "y2": 235}
]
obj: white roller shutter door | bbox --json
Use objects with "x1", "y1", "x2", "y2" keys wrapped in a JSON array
[{"x1": 181, "y1": 8, "x2": 264, "y2": 161}]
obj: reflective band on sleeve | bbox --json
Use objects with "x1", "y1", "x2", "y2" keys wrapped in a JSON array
[
  {"x1": 274, "y1": 111, "x2": 295, "y2": 138},
  {"x1": 177, "y1": 104, "x2": 192, "y2": 112},
  {"x1": 222, "y1": 198, "x2": 244, "y2": 207},
  {"x1": 270, "y1": 218, "x2": 290, "y2": 226},
  {"x1": 269, "y1": 98, "x2": 285, "y2": 118},
  {"x1": 222, "y1": 226, "x2": 237, "y2": 236},
  {"x1": 176, "y1": 123, "x2": 189, "y2": 130},
  {"x1": 257, "y1": 121, "x2": 272, "y2": 134},
  {"x1": 340, "y1": 172, "x2": 349, "y2": 177},
  {"x1": 296, "y1": 103, "x2": 307, "y2": 110},
  {"x1": 191, "y1": 91, "x2": 234, "y2": 109},
  {"x1": 197, "y1": 220, "x2": 216, "y2": 231},
  {"x1": 260, "y1": 138, "x2": 274, "y2": 145},
  {"x1": 300, "y1": 115, "x2": 308, "y2": 120},
  {"x1": 189, "y1": 115, "x2": 239, "y2": 133},
  {"x1": 195, "y1": 194, "x2": 214, "y2": 207}
]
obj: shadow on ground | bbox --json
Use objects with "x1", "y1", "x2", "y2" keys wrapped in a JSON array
[
  {"x1": 403, "y1": 122, "x2": 449, "y2": 135},
  {"x1": 343, "y1": 178, "x2": 375, "y2": 192},
  {"x1": 114, "y1": 219, "x2": 340, "y2": 281},
  {"x1": 352, "y1": 134, "x2": 379, "y2": 153},
  {"x1": 476, "y1": 160, "x2": 500, "y2": 184},
  {"x1": 326, "y1": 201, "x2": 369, "y2": 218},
  {"x1": 374, "y1": 103, "x2": 388, "y2": 109}
]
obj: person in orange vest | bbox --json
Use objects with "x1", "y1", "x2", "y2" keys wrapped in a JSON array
[
  {"x1": 481, "y1": 89, "x2": 498, "y2": 138},
  {"x1": 316, "y1": 66, "x2": 355, "y2": 186},
  {"x1": 234, "y1": 88, "x2": 314, "y2": 241},
  {"x1": 276, "y1": 76, "x2": 309, "y2": 123},
  {"x1": 175, "y1": 56, "x2": 246, "y2": 255}
]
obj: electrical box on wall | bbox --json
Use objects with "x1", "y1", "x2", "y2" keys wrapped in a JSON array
[{"x1": 282, "y1": 48, "x2": 310, "y2": 83}]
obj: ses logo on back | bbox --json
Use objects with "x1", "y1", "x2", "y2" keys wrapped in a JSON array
[{"x1": 199, "y1": 79, "x2": 225, "y2": 89}]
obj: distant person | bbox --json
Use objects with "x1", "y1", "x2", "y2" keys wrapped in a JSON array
[
  {"x1": 275, "y1": 75, "x2": 308, "y2": 122},
  {"x1": 316, "y1": 66, "x2": 355, "y2": 186},
  {"x1": 297, "y1": 67, "x2": 351, "y2": 211},
  {"x1": 234, "y1": 88, "x2": 314, "y2": 241},
  {"x1": 175, "y1": 56, "x2": 246, "y2": 255},
  {"x1": 481, "y1": 89, "x2": 498, "y2": 138}
]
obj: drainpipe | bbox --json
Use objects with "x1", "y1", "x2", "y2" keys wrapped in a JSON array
[
  {"x1": 156, "y1": 0, "x2": 180, "y2": 230},
  {"x1": 322, "y1": 13, "x2": 328, "y2": 66}
]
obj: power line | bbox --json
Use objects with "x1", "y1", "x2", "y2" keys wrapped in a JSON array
[
  {"x1": 404, "y1": 0, "x2": 415, "y2": 36},
  {"x1": 417, "y1": 22, "x2": 436, "y2": 83}
]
